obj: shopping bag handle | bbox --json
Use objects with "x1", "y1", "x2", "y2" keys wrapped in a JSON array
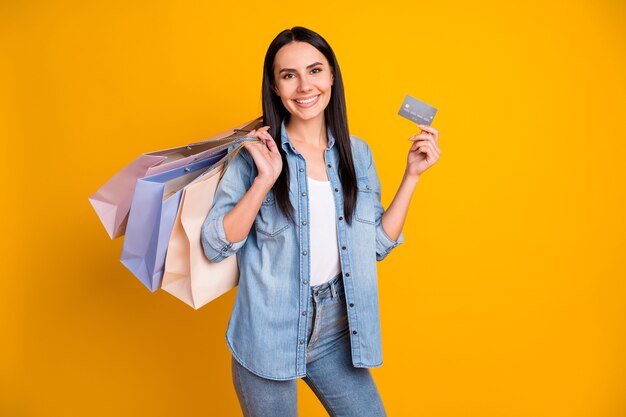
[
  {"x1": 185, "y1": 118, "x2": 263, "y2": 148},
  {"x1": 218, "y1": 135, "x2": 264, "y2": 181}
]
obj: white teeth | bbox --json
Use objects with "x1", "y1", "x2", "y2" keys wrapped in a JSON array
[{"x1": 295, "y1": 95, "x2": 319, "y2": 104}]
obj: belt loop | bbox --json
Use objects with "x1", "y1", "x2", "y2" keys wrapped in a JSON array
[{"x1": 330, "y1": 279, "x2": 337, "y2": 299}]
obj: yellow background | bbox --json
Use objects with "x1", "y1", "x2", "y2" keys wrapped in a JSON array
[{"x1": 1, "y1": 1, "x2": 624, "y2": 416}]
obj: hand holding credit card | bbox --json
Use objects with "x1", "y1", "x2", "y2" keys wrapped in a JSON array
[
  {"x1": 398, "y1": 94, "x2": 437, "y2": 126},
  {"x1": 396, "y1": 94, "x2": 441, "y2": 178}
]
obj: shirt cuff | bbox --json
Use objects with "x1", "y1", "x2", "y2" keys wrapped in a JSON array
[
  {"x1": 201, "y1": 213, "x2": 247, "y2": 262},
  {"x1": 375, "y1": 222, "x2": 404, "y2": 261}
]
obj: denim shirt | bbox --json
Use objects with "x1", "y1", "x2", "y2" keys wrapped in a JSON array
[{"x1": 201, "y1": 119, "x2": 404, "y2": 381}]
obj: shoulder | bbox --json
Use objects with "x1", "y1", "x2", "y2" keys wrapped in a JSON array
[
  {"x1": 349, "y1": 134, "x2": 373, "y2": 162},
  {"x1": 219, "y1": 142, "x2": 255, "y2": 187},
  {"x1": 226, "y1": 142, "x2": 254, "y2": 171},
  {"x1": 349, "y1": 134, "x2": 375, "y2": 177}
]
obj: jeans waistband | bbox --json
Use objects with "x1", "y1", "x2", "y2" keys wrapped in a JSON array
[{"x1": 310, "y1": 272, "x2": 343, "y2": 300}]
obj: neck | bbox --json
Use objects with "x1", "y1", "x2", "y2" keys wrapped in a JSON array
[{"x1": 285, "y1": 114, "x2": 328, "y2": 148}]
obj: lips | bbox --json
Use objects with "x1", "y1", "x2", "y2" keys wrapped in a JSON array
[{"x1": 293, "y1": 94, "x2": 320, "y2": 107}]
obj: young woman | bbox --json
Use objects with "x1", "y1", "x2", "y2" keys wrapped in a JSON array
[{"x1": 201, "y1": 26, "x2": 440, "y2": 417}]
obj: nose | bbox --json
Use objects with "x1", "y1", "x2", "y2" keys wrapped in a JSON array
[{"x1": 297, "y1": 76, "x2": 313, "y2": 93}]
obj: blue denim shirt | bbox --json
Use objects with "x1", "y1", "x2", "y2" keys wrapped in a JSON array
[{"x1": 201, "y1": 119, "x2": 404, "y2": 380}]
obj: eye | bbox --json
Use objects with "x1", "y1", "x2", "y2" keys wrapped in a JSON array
[{"x1": 282, "y1": 68, "x2": 323, "y2": 79}]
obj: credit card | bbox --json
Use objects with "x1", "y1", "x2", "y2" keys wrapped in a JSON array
[{"x1": 398, "y1": 94, "x2": 437, "y2": 125}]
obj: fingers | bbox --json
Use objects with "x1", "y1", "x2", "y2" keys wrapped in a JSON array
[
  {"x1": 254, "y1": 126, "x2": 280, "y2": 155},
  {"x1": 249, "y1": 126, "x2": 269, "y2": 138},
  {"x1": 417, "y1": 124, "x2": 439, "y2": 143},
  {"x1": 411, "y1": 143, "x2": 435, "y2": 162},
  {"x1": 411, "y1": 141, "x2": 431, "y2": 153},
  {"x1": 245, "y1": 126, "x2": 279, "y2": 159},
  {"x1": 418, "y1": 124, "x2": 438, "y2": 135},
  {"x1": 409, "y1": 130, "x2": 441, "y2": 155},
  {"x1": 410, "y1": 140, "x2": 440, "y2": 157},
  {"x1": 264, "y1": 134, "x2": 279, "y2": 154},
  {"x1": 244, "y1": 141, "x2": 271, "y2": 167},
  {"x1": 408, "y1": 133, "x2": 433, "y2": 142}
]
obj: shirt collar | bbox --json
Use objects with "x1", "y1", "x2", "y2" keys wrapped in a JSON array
[{"x1": 280, "y1": 118, "x2": 336, "y2": 153}]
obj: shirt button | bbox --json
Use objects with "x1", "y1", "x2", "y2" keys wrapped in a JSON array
[
  {"x1": 302, "y1": 250, "x2": 308, "y2": 256},
  {"x1": 299, "y1": 168, "x2": 304, "y2": 172},
  {"x1": 302, "y1": 220, "x2": 307, "y2": 225},
  {"x1": 301, "y1": 192, "x2": 307, "y2": 197},
  {"x1": 345, "y1": 272, "x2": 350, "y2": 277},
  {"x1": 349, "y1": 303, "x2": 354, "y2": 307},
  {"x1": 327, "y1": 163, "x2": 331, "y2": 168},
  {"x1": 338, "y1": 216, "x2": 344, "y2": 221},
  {"x1": 334, "y1": 188, "x2": 339, "y2": 192},
  {"x1": 352, "y1": 330, "x2": 358, "y2": 335},
  {"x1": 303, "y1": 280, "x2": 308, "y2": 285},
  {"x1": 299, "y1": 339, "x2": 304, "y2": 344},
  {"x1": 302, "y1": 311, "x2": 307, "y2": 316},
  {"x1": 342, "y1": 246, "x2": 346, "y2": 250},
  {"x1": 265, "y1": 197, "x2": 271, "y2": 202},
  {"x1": 366, "y1": 185, "x2": 370, "y2": 190}
]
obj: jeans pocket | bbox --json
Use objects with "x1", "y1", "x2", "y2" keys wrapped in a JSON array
[{"x1": 306, "y1": 302, "x2": 318, "y2": 346}]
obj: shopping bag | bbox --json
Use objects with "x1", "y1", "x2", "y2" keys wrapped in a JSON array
[
  {"x1": 120, "y1": 153, "x2": 227, "y2": 292},
  {"x1": 89, "y1": 117, "x2": 263, "y2": 239},
  {"x1": 160, "y1": 141, "x2": 251, "y2": 309}
]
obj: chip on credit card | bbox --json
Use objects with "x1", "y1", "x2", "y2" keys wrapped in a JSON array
[{"x1": 398, "y1": 94, "x2": 437, "y2": 126}]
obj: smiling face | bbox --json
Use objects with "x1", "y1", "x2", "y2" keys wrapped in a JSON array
[{"x1": 272, "y1": 41, "x2": 334, "y2": 122}]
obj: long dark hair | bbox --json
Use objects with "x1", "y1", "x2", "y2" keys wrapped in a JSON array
[{"x1": 261, "y1": 26, "x2": 357, "y2": 225}]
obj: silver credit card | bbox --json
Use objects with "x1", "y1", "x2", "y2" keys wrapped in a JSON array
[{"x1": 398, "y1": 94, "x2": 437, "y2": 125}]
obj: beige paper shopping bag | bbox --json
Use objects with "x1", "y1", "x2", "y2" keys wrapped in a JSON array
[{"x1": 161, "y1": 143, "x2": 252, "y2": 309}]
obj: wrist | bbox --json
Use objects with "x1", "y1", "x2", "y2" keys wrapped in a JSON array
[
  {"x1": 402, "y1": 170, "x2": 420, "y2": 186},
  {"x1": 253, "y1": 176, "x2": 275, "y2": 193}
]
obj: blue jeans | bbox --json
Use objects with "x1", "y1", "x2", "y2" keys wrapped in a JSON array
[{"x1": 231, "y1": 273, "x2": 387, "y2": 417}]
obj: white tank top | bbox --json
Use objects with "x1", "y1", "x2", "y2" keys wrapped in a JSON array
[{"x1": 307, "y1": 176, "x2": 342, "y2": 286}]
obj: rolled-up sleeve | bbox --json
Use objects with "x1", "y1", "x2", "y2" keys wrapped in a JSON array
[
  {"x1": 201, "y1": 144, "x2": 253, "y2": 263},
  {"x1": 365, "y1": 142, "x2": 405, "y2": 261}
]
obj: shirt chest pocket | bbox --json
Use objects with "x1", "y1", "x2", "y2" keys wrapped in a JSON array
[
  {"x1": 255, "y1": 191, "x2": 290, "y2": 237},
  {"x1": 355, "y1": 176, "x2": 376, "y2": 225}
]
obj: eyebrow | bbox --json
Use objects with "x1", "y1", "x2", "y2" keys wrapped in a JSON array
[{"x1": 278, "y1": 62, "x2": 324, "y2": 74}]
